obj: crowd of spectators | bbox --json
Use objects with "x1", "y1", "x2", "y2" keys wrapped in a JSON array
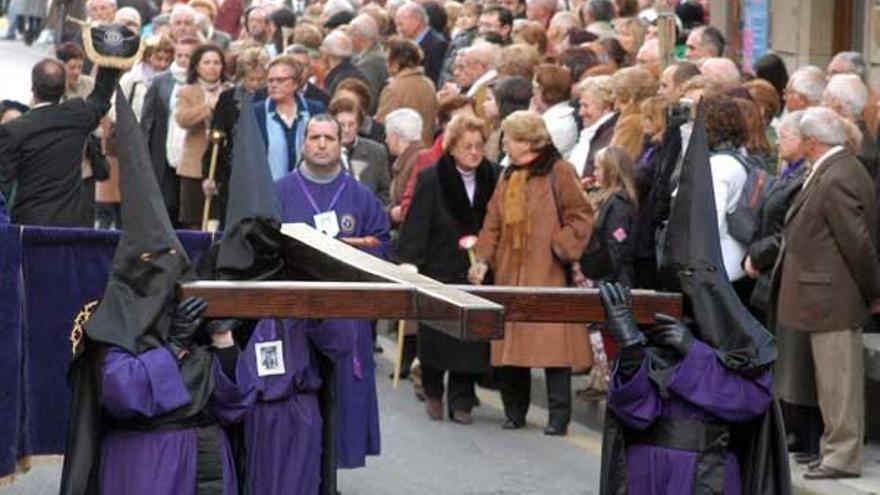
[{"x1": 2, "y1": 0, "x2": 880, "y2": 479}]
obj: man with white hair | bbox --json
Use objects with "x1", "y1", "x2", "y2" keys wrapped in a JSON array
[
  {"x1": 351, "y1": 14, "x2": 388, "y2": 111},
  {"x1": 394, "y1": 2, "x2": 448, "y2": 84},
  {"x1": 636, "y1": 38, "x2": 660, "y2": 78},
  {"x1": 87, "y1": 0, "x2": 117, "y2": 24},
  {"x1": 321, "y1": 30, "x2": 370, "y2": 97},
  {"x1": 784, "y1": 65, "x2": 825, "y2": 112},
  {"x1": 169, "y1": 4, "x2": 199, "y2": 42},
  {"x1": 525, "y1": 0, "x2": 556, "y2": 28},
  {"x1": 546, "y1": 12, "x2": 581, "y2": 56},
  {"x1": 700, "y1": 57, "x2": 740, "y2": 96},
  {"x1": 454, "y1": 42, "x2": 500, "y2": 98},
  {"x1": 113, "y1": 6, "x2": 142, "y2": 34},
  {"x1": 823, "y1": 74, "x2": 878, "y2": 178},
  {"x1": 828, "y1": 51, "x2": 879, "y2": 138},
  {"x1": 777, "y1": 106, "x2": 880, "y2": 481}
]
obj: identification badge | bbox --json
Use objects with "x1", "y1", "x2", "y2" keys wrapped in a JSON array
[
  {"x1": 255, "y1": 340, "x2": 285, "y2": 376},
  {"x1": 314, "y1": 211, "x2": 340, "y2": 237}
]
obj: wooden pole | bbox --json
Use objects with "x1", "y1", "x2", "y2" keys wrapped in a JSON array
[
  {"x1": 201, "y1": 130, "x2": 225, "y2": 232},
  {"x1": 656, "y1": 0, "x2": 676, "y2": 70}
]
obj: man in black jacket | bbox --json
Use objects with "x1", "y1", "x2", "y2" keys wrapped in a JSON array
[{"x1": 0, "y1": 59, "x2": 118, "y2": 227}]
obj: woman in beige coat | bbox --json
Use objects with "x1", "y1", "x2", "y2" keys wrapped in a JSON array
[
  {"x1": 470, "y1": 110, "x2": 593, "y2": 436},
  {"x1": 375, "y1": 36, "x2": 438, "y2": 147},
  {"x1": 174, "y1": 44, "x2": 230, "y2": 229}
]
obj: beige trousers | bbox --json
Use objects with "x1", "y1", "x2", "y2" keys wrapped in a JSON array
[{"x1": 810, "y1": 328, "x2": 864, "y2": 474}]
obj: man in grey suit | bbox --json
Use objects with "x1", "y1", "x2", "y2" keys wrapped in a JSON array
[
  {"x1": 776, "y1": 107, "x2": 880, "y2": 480},
  {"x1": 350, "y1": 14, "x2": 388, "y2": 115},
  {"x1": 331, "y1": 97, "x2": 391, "y2": 205}
]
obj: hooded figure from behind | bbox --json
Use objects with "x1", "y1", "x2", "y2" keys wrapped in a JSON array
[
  {"x1": 60, "y1": 87, "x2": 242, "y2": 495},
  {"x1": 597, "y1": 103, "x2": 791, "y2": 495}
]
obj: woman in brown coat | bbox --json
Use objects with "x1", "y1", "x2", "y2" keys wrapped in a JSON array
[
  {"x1": 469, "y1": 110, "x2": 593, "y2": 436},
  {"x1": 174, "y1": 44, "x2": 230, "y2": 229},
  {"x1": 375, "y1": 36, "x2": 438, "y2": 147}
]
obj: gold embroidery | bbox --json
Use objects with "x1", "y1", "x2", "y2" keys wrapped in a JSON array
[{"x1": 70, "y1": 300, "x2": 99, "y2": 356}]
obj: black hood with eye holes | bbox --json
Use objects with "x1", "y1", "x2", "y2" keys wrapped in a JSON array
[{"x1": 84, "y1": 86, "x2": 192, "y2": 354}]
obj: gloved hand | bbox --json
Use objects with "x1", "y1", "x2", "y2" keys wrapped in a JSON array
[
  {"x1": 167, "y1": 297, "x2": 208, "y2": 359},
  {"x1": 598, "y1": 281, "x2": 646, "y2": 349},
  {"x1": 648, "y1": 313, "x2": 694, "y2": 358}
]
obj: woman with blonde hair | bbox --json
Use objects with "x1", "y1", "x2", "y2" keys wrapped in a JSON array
[
  {"x1": 614, "y1": 17, "x2": 646, "y2": 65},
  {"x1": 569, "y1": 75, "x2": 616, "y2": 178},
  {"x1": 469, "y1": 110, "x2": 593, "y2": 436},
  {"x1": 609, "y1": 66, "x2": 657, "y2": 161}
]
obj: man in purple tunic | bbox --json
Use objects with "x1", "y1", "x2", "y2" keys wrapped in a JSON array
[
  {"x1": 597, "y1": 105, "x2": 791, "y2": 495},
  {"x1": 196, "y1": 100, "x2": 360, "y2": 494},
  {"x1": 274, "y1": 114, "x2": 390, "y2": 470},
  {"x1": 61, "y1": 89, "x2": 242, "y2": 495}
]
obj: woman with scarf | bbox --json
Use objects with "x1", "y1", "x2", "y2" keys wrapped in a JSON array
[
  {"x1": 469, "y1": 110, "x2": 593, "y2": 436},
  {"x1": 398, "y1": 115, "x2": 500, "y2": 424},
  {"x1": 175, "y1": 44, "x2": 232, "y2": 229},
  {"x1": 119, "y1": 36, "x2": 175, "y2": 122}
]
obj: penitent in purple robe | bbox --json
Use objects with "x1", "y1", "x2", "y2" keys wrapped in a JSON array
[
  {"x1": 212, "y1": 318, "x2": 357, "y2": 494},
  {"x1": 607, "y1": 339, "x2": 773, "y2": 495},
  {"x1": 275, "y1": 170, "x2": 390, "y2": 468},
  {"x1": 99, "y1": 347, "x2": 240, "y2": 495}
]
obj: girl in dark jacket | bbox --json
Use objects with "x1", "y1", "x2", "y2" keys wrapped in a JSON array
[
  {"x1": 579, "y1": 146, "x2": 637, "y2": 287},
  {"x1": 397, "y1": 115, "x2": 500, "y2": 424}
]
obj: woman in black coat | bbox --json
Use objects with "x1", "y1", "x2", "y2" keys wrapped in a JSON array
[
  {"x1": 397, "y1": 115, "x2": 500, "y2": 424},
  {"x1": 202, "y1": 48, "x2": 269, "y2": 229}
]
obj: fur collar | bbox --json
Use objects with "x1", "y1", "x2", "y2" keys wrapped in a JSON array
[{"x1": 436, "y1": 153, "x2": 499, "y2": 235}]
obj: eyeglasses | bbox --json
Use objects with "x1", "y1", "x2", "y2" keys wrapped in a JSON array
[{"x1": 267, "y1": 76, "x2": 295, "y2": 85}]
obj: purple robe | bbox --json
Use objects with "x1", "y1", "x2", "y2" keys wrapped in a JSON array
[
  {"x1": 275, "y1": 170, "x2": 389, "y2": 468},
  {"x1": 607, "y1": 340, "x2": 773, "y2": 495},
  {"x1": 99, "y1": 347, "x2": 240, "y2": 495},
  {"x1": 212, "y1": 319, "x2": 356, "y2": 494}
]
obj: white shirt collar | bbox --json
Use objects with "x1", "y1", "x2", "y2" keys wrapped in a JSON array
[
  {"x1": 803, "y1": 145, "x2": 844, "y2": 189},
  {"x1": 466, "y1": 69, "x2": 497, "y2": 97}
]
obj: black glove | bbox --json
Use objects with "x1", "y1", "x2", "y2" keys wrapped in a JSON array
[
  {"x1": 648, "y1": 313, "x2": 693, "y2": 358},
  {"x1": 206, "y1": 318, "x2": 241, "y2": 335},
  {"x1": 167, "y1": 297, "x2": 208, "y2": 358},
  {"x1": 598, "y1": 281, "x2": 646, "y2": 349}
]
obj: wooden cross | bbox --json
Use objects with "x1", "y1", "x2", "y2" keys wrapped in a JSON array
[
  {"x1": 179, "y1": 223, "x2": 683, "y2": 336},
  {"x1": 177, "y1": 223, "x2": 682, "y2": 495}
]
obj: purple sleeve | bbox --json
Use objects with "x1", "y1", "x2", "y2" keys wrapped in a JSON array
[
  {"x1": 306, "y1": 319, "x2": 358, "y2": 362},
  {"x1": 668, "y1": 340, "x2": 773, "y2": 423},
  {"x1": 210, "y1": 356, "x2": 258, "y2": 426},
  {"x1": 358, "y1": 190, "x2": 392, "y2": 259},
  {"x1": 101, "y1": 347, "x2": 191, "y2": 419},
  {"x1": 608, "y1": 359, "x2": 663, "y2": 430}
]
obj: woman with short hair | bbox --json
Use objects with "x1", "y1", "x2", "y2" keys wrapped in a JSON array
[
  {"x1": 470, "y1": 110, "x2": 593, "y2": 436},
  {"x1": 531, "y1": 63, "x2": 578, "y2": 159},
  {"x1": 569, "y1": 75, "x2": 616, "y2": 178},
  {"x1": 398, "y1": 114, "x2": 500, "y2": 424}
]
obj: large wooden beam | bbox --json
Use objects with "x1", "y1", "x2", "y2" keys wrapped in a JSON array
[
  {"x1": 452, "y1": 286, "x2": 682, "y2": 324},
  {"x1": 279, "y1": 223, "x2": 506, "y2": 339},
  {"x1": 179, "y1": 282, "x2": 683, "y2": 336}
]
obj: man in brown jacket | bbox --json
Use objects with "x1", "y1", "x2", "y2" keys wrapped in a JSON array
[{"x1": 776, "y1": 107, "x2": 880, "y2": 480}]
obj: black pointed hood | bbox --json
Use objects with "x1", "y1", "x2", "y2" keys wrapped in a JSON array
[
  {"x1": 660, "y1": 103, "x2": 776, "y2": 373},
  {"x1": 214, "y1": 93, "x2": 285, "y2": 281},
  {"x1": 84, "y1": 87, "x2": 191, "y2": 353}
]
